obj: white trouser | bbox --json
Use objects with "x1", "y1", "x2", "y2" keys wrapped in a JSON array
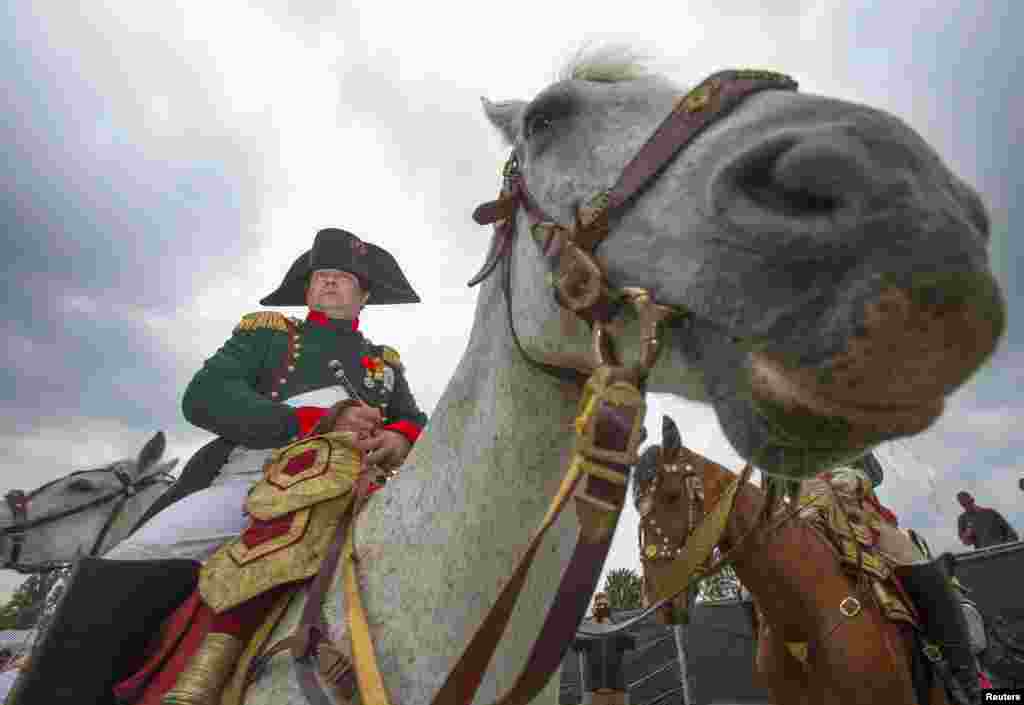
[{"x1": 107, "y1": 387, "x2": 349, "y2": 562}]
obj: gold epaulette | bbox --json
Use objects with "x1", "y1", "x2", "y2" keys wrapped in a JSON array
[
  {"x1": 379, "y1": 345, "x2": 403, "y2": 371},
  {"x1": 234, "y1": 311, "x2": 292, "y2": 334}
]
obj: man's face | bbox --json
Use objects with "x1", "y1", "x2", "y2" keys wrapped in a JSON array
[
  {"x1": 306, "y1": 269, "x2": 368, "y2": 318},
  {"x1": 594, "y1": 597, "x2": 610, "y2": 617}
]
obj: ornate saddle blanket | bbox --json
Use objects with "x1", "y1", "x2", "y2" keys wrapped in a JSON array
[
  {"x1": 797, "y1": 471, "x2": 920, "y2": 628},
  {"x1": 199, "y1": 432, "x2": 363, "y2": 613}
]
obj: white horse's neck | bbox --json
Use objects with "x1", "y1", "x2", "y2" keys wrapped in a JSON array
[{"x1": 324, "y1": 274, "x2": 586, "y2": 704}]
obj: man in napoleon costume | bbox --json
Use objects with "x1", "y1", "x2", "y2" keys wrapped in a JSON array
[
  {"x1": 14, "y1": 228, "x2": 428, "y2": 705},
  {"x1": 572, "y1": 593, "x2": 636, "y2": 705}
]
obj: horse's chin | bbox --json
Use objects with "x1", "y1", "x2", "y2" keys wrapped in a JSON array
[{"x1": 748, "y1": 349, "x2": 944, "y2": 451}]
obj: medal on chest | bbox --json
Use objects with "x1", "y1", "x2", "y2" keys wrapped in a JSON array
[{"x1": 361, "y1": 354, "x2": 395, "y2": 393}]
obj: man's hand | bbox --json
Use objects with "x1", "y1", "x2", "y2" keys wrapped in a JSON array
[
  {"x1": 361, "y1": 430, "x2": 412, "y2": 470},
  {"x1": 332, "y1": 403, "x2": 383, "y2": 434},
  {"x1": 330, "y1": 402, "x2": 411, "y2": 469}
]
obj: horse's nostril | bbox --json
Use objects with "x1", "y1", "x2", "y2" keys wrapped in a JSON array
[{"x1": 738, "y1": 135, "x2": 872, "y2": 217}]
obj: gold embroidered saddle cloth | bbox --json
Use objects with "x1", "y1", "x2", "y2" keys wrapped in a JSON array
[
  {"x1": 797, "y1": 472, "x2": 920, "y2": 628},
  {"x1": 200, "y1": 432, "x2": 362, "y2": 613}
]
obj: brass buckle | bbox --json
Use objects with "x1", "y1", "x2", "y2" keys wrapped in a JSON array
[
  {"x1": 574, "y1": 367, "x2": 646, "y2": 465},
  {"x1": 839, "y1": 596, "x2": 862, "y2": 618},
  {"x1": 592, "y1": 288, "x2": 683, "y2": 379}
]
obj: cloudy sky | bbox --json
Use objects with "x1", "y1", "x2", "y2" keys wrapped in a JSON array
[{"x1": 1, "y1": 0, "x2": 1020, "y2": 601}]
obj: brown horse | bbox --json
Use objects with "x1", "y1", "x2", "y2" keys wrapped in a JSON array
[{"x1": 636, "y1": 416, "x2": 949, "y2": 705}]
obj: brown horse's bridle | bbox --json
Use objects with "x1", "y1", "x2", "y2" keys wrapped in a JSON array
[{"x1": 297, "y1": 69, "x2": 800, "y2": 705}]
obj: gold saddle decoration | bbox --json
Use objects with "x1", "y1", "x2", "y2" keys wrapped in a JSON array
[
  {"x1": 798, "y1": 474, "x2": 917, "y2": 627},
  {"x1": 199, "y1": 432, "x2": 363, "y2": 614},
  {"x1": 246, "y1": 432, "x2": 362, "y2": 520}
]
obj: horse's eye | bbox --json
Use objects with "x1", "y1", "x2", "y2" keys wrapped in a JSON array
[
  {"x1": 523, "y1": 112, "x2": 554, "y2": 139},
  {"x1": 67, "y1": 479, "x2": 96, "y2": 492}
]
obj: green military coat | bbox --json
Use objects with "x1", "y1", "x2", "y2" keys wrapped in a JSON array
[{"x1": 182, "y1": 310, "x2": 428, "y2": 449}]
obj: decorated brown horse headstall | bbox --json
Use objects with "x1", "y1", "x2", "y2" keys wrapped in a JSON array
[
  {"x1": 305, "y1": 69, "x2": 799, "y2": 705},
  {"x1": 1, "y1": 466, "x2": 175, "y2": 573}
]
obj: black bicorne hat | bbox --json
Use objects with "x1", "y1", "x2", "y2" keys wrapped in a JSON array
[{"x1": 259, "y1": 228, "x2": 420, "y2": 306}]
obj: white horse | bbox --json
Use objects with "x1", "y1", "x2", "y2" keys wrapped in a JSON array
[
  {"x1": 0, "y1": 431, "x2": 177, "y2": 572},
  {"x1": 243, "y1": 48, "x2": 1003, "y2": 704}
]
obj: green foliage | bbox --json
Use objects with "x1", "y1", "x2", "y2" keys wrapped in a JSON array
[
  {"x1": 602, "y1": 567, "x2": 643, "y2": 611},
  {"x1": 697, "y1": 563, "x2": 742, "y2": 602},
  {"x1": 0, "y1": 590, "x2": 33, "y2": 630},
  {"x1": 0, "y1": 570, "x2": 68, "y2": 630}
]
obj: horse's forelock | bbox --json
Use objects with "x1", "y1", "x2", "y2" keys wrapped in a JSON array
[{"x1": 558, "y1": 44, "x2": 655, "y2": 84}]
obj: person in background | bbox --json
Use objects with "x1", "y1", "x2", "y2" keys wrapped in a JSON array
[
  {"x1": 957, "y1": 491, "x2": 1018, "y2": 549},
  {"x1": 572, "y1": 592, "x2": 637, "y2": 705}
]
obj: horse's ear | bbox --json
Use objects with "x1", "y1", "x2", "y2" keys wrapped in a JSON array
[
  {"x1": 137, "y1": 431, "x2": 166, "y2": 472},
  {"x1": 661, "y1": 415, "x2": 681, "y2": 454},
  {"x1": 632, "y1": 444, "x2": 662, "y2": 507},
  {"x1": 481, "y1": 97, "x2": 525, "y2": 145}
]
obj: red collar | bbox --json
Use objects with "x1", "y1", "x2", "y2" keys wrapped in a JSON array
[{"x1": 306, "y1": 310, "x2": 359, "y2": 331}]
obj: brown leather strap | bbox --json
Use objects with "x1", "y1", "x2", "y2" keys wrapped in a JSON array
[
  {"x1": 3, "y1": 491, "x2": 27, "y2": 568},
  {"x1": 606, "y1": 70, "x2": 797, "y2": 215}
]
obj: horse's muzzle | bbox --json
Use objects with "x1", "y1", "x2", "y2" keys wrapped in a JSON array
[{"x1": 747, "y1": 272, "x2": 1004, "y2": 445}]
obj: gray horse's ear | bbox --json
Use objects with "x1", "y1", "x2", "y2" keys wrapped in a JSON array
[
  {"x1": 137, "y1": 431, "x2": 166, "y2": 472},
  {"x1": 482, "y1": 97, "x2": 525, "y2": 145},
  {"x1": 661, "y1": 415, "x2": 681, "y2": 453}
]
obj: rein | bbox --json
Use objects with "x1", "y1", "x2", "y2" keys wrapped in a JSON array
[
  {"x1": 1, "y1": 466, "x2": 175, "y2": 573},
  {"x1": 295, "y1": 69, "x2": 800, "y2": 705}
]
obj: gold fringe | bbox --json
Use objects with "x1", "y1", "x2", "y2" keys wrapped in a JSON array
[{"x1": 234, "y1": 311, "x2": 291, "y2": 334}]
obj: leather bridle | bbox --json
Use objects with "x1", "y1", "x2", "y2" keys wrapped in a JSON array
[
  {"x1": 1, "y1": 465, "x2": 175, "y2": 573},
  {"x1": 284, "y1": 69, "x2": 801, "y2": 705},
  {"x1": 470, "y1": 69, "x2": 798, "y2": 385}
]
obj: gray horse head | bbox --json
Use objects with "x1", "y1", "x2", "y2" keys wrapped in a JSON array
[
  {"x1": 481, "y1": 48, "x2": 1004, "y2": 478},
  {"x1": 0, "y1": 431, "x2": 176, "y2": 571}
]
